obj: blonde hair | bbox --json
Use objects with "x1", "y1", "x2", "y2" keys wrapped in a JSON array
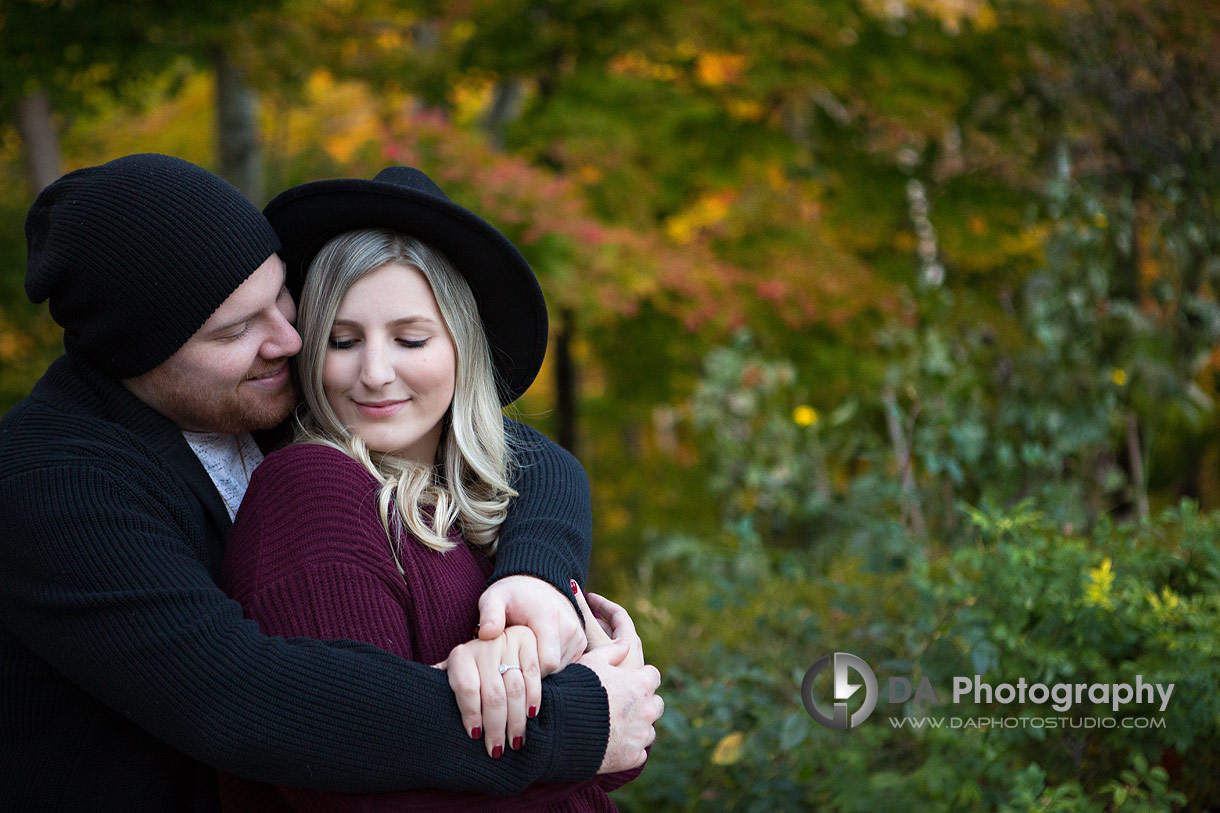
[{"x1": 293, "y1": 228, "x2": 515, "y2": 558}]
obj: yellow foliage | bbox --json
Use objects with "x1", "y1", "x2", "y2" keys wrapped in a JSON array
[
  {"x1": 286, "y1": 69, "x2": 385, "y2": 164},
  {"x1": 305, "y1": 69, "x2": 336, "y2": 97},
  {"x1": 695, "y1": 52, "x2": 747, "y2": 87},
  {"x1": 375, "y1": 29, "x2": 404, "y2": 52},
  {"x1": 448, "y1": 71, "x2": 500, "y2": 126},
  {"x1": 765, "y1": 163, "x2": 787, "y2": 192},
  {"x1": 608, "y1": 51, "x2": 678, "y2": 82},
  {"x1": 726, "y1": 98, "x2": 766, "y2": 121},
  {"x1": 447, "y1": 19, "x2": 477, "y2": 45},
  {"x1": 1084, "y1": 557, "x2": 1114, "y2": 610},
  {"x1": 711, "y1": 731, "x2": 745, "y2": 765},
  {"x1": 1145, "y1": 586, "x2": 1181, "y2": 614},
  {"x1": 0, "y1": 329, "x2": 34, "y2": 362},
  {"x1": 664, "y1": 193, "x2": 734, "y2": 244},
  {"x1": 673, "y1": 40, "x2": 698, "y2": 59}
]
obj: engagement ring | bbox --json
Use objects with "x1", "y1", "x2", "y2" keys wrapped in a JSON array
[{"x1": 498, "y1": 663, "x2": 521, "y2": 675}]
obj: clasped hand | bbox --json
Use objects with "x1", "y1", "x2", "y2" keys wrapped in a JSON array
[{"x1": 434, "y1": 575, "x2": 662, "y2": 771}]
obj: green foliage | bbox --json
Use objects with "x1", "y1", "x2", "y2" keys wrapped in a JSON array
[
  {"x1": 0, "y1": 0, "x2": 281, "y2": 116},
  {"x1": 614, "y1": 502, "x2": 1218, "y2": 810}
]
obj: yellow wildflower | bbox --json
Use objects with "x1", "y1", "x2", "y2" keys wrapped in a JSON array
[
  {"x1": 793, "y1": 405, "x2": 819, "y2": 427},
  {"x1": 1110, "y1": 368, "x2": 1127, "y2": 387}
]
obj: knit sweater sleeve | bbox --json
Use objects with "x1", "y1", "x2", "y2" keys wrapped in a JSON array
[
  {"x1": 493, "y1": 419, "x2": 593, "y2": 613},
  {"x1": 0, "y1": 442, "x2": 607, "y2": 795}
]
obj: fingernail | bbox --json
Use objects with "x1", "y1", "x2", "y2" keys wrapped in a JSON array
[
  {"x1": 492, "y1": 744, "x2": 503, "y2": 759},
  {"x1": 570, "y1": 579, "x2": 579, "y2": 595},
  {"x1": 512, "y1": 736, "x2": 523, "y2": 751},
  {"x1": 471, "y1": 726, "x2": 481, "y2": 740},
  {"x1": 528, "y1": 705, "x2": 537, "y2": 718}
]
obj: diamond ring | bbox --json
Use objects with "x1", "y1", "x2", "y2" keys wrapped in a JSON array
[{"x1": 498, "y1": 663, "x2": 522, "y2": 675}]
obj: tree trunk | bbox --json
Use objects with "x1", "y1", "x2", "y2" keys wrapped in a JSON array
[
  {"x1": 15, "y1": 91, "x2": 63, "y2": 195},
  {"x1": 1125, "y1": 411, "x2": 1149, "y2": 521},
  {"x1": 214, "y1": 49, "x2": 264, "y2": 205},
  {"x1": 882, "y1": 387, "x2": 927, "y2": 541},
  {"x1": 555, "y1": 308, "x2": 578, "y2": 455},
  {"x1": 482, "y1": 79, "x2": 525, "y2": 150}
]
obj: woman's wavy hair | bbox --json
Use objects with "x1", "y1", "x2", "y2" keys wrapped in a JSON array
[{"x1": 293, "y1": 228, "x2": 515, "y2": 559}]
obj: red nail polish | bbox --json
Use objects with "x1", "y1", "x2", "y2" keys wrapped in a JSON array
[
  {"x1": 570, "y1": 579, "x2": 579, "y2": 595},
  {"x1": 512, "y1": 736, "x2": 523, "y2": 751},
  {"x1": 528, "y1": 705, "x2": 537, "y2": 718},
  {"x1": 492, "y1": 744, "x2": 503, "y2": 759},
  {"x1": 471, "y1": 726, "x2": 481, "y2": 740}
]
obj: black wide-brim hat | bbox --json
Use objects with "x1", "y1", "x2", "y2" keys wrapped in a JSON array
[{"x1": 265, "y1": 166, "x2": 547, "y2": 404}]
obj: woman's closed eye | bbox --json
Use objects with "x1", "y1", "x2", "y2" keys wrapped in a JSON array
[
  {"x1": 397, "y1": 337, "x2": 429, "y2": 349},
  {"x1": 328, "y1": 336, "x2": 358, "y2": 350}
]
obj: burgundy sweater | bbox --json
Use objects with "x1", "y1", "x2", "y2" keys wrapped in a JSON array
[{"x1": 220, "y1": 443, "x2": 636, "y2": 811}]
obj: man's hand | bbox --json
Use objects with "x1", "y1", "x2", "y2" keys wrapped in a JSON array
[
  {"x1": 576, "y1": 640, "x2": 663, "y2": 774},
  {"x1": 478, "y1": 575, "x2": 588, "y2": 674},
  {"x1": 571, "y1": 584, "x2": 661, "y2": 774}
]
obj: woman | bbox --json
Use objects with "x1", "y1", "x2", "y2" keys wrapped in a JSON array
[{"x1": 219, "y1": 167, "x2": 645, "y2": 811}]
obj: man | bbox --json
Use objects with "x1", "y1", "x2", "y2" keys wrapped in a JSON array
[{"x1": 0, "y1": 154, "x2": 661, "y2": 810}]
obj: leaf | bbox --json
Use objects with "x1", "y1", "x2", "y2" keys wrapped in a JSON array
[
  {"x1": 779, "y1": 712, "x2": 808, "y2": 750},
  {"x1": 710, "y1": 731, "x2": 746, "y2": 765}
]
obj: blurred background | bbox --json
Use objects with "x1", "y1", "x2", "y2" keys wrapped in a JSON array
[{"x1": 4, "y1": 0, "x2": 1220, "y2": 808}]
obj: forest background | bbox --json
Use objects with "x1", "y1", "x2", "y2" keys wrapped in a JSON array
[{"x1": 3, "y1": 0, "x2": 1220, "y2": 809}]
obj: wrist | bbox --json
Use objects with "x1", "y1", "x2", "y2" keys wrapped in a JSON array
[{"x1": 537, "y1": 663, "x2": 609, "y2": 781}]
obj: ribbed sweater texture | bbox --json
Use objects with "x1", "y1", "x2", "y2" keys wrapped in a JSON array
[
  {"x1": 220, "y1": 444, "x2": 637, "y2": 811},
  {"x1": 0, "y1": 355, "x2": 606, "y2": 811}
]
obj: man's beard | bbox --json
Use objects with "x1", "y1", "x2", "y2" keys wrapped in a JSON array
[{"x1": 151, "y1": 366, "x2": 299, "y2": 434}]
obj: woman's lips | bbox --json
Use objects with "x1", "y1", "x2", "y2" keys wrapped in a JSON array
[{"x1": 354, "y1": 399, "x2": 409, "y2": 418}]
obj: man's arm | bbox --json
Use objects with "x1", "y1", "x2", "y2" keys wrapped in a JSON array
[
  {"x1": 494, "y1": 418, "x2": 592, "y2": 608},
  {"x1": 0, "y1": 462, "x2": 606, "y2": 795},
  {"x1": 477, "y1": 419, "x2": 592, "y2": 675}
]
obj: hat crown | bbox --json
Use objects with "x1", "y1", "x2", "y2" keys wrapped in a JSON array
[{"x1": 370, "y1": 167, "x2": 450, "y2": 202}]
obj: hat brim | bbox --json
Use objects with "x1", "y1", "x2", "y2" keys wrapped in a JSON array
[{"x1": 265, "y1": 178, "x2": 547, "y2": 404}]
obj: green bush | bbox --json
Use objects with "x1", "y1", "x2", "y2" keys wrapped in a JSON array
[{"x1": 613, "y1": 502, "x2": 1217, "y2": 810}]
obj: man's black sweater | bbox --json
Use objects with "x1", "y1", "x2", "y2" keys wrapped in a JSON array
[{"x1": 0, "y1": 355, "x2": 607, "y2": 811}]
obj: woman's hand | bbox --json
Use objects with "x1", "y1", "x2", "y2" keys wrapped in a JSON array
[
  {"x1": 435, "y1": 626, "x2": 542, "y2": 758},
  {"x1": 572, "y1": 580, "x2": 645, "y2": 668}
]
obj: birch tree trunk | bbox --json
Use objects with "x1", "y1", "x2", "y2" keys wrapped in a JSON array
[
  {"x1": 15, "y1": 91, "x2": 63, "y2": 194},
  {"x1": 214, "y1": 49, "x2": 264, "y2": 205}
]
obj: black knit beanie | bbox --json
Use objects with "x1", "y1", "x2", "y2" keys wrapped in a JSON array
[{"x1": 25, "y1": 153, "x2": 281, "y2": 379}]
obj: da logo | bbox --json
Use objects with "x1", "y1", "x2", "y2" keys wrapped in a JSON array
[{"x1": 801, "y1": 652, "x2": 879, "y2": 730}]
